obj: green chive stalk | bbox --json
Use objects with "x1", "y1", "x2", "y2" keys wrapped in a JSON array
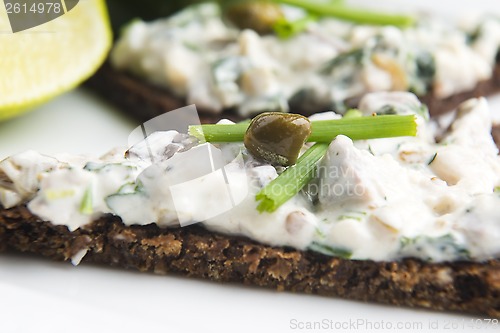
[
  {"x1": 255, "y1": 143, "x2": 329, "y2": 212},
  {"x1": 308, "y1": 115, "x2": 417, "y2": 141},
  {"x1": 189, "y1": 115, "x2": 417, "y2": 143},
  {"x1": 274, "y1": 0, "x2": 415, "y2": 27}
]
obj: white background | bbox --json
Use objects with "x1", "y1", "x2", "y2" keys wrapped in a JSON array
[{"x1": 1, "y1": 1, "x2": 500, "y2": 332}]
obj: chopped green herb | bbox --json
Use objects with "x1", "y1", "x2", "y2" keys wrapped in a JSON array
[
  {"x1": 315, "y1": 227, "x2": 326, "y2": 238},
  {"x1": 79, "y1": 186, "x2": 93, "y2": 215},
  {"x1": 410, "y1": 52, "x2": 435, "y2": 96},
  {"x1": 337, "y1": 214, "x2": 363, "y2": 222},
  {"x1": 466, "y1": 25, "x2": 482, "y2": 44},
  {"x1": 309, "y1": 242, "x2": 352, "y2": 259},
  {"x1": 367, "y1": 145, "x2": 375, "y2": 156},
  {"x1": 398, "y1": 234, "x2": 470, "y2": 261},
  {"x1": 399, "y1": 236, "x2": 413, "y2": 248},
  {"x1": 428, "y1": 153, "x2": 438, "y2": 165},
  {"x1": 45, "y1": 189, "x2": 75, "y2": 200},
  {"x1": 116, "y1": 182, "x2": 142, "y2": 195},
  {"x1": 211, "y1": 57, "x2": 243, "y2": 87},
  {"x1": 183, "y1": 41, "x2": 201, "y2": 51},
  {"x1": 320, "y1": 48, "x2": 365, "y2": 75},
  {"x1": 375, "y1": 105, "x2": 398, "y2": 115},
  {"x1": 84, "y1": 162, "x2": 138, "y2": 172},
  {"x1": 415, "y1": 105, "x2": 431, "y2": 121}
]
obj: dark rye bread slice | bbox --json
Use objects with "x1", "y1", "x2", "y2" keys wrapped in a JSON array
[
  {"x1": 0, "y1": 205, "x2": 499, "y2": 317},
  {"x1": 85, "y1": 61, "x2": 500, "y2": 123},
  {"x1": 2, "y1": 118, "x2": 500, "y2": 315},
  {"x1": 3, "y1": 64, "x2": 500, "y2": 317}
]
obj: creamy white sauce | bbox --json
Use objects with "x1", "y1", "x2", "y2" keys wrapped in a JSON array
[
  {"x1": 111, "y1": 3, "x2": 500, "y2": 116},
  {"x1": 1, "y1": 93, "x2": 500, "y2": 263}
]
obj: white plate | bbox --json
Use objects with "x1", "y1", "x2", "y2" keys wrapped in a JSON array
[{"x1": 2, "y1": 1, "x2": 500, "y2": 332}]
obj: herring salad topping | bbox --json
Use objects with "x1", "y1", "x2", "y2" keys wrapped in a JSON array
[
  {"x1": 1, "y1": 92, "x2": 500, "y2": 263},
  {"x1": 111, "y1": 3, "x2": 500, "y2": 116}
]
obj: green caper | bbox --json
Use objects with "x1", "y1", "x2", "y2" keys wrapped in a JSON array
[
  {"x1": 244, "y1": 112, "x2": 312, "y2": 166},
  {"x1": 220, "y1": 0, "x2": 284, "y2": 35}
]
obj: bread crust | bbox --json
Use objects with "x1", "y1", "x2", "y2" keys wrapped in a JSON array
[{"x1": 1, "y1": 205, "x2": 499, "y2": 317}]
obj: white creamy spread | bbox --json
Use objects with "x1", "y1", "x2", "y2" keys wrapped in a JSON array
[
  {"x1": 111, "y1": 3, "x2": 500, "y2": 116},
  {"x1": 1, "y1": 92, "x2": 499, "y2": 263}
]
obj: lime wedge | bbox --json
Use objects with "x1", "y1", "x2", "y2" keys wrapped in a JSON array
[{"x1": 0, "y1": 0, "x2": 112, "y2": 121}]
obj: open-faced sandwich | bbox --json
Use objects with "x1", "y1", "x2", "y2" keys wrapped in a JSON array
[
  {"x1": 88, "y1": 1, "x2": 500, "y2": 122},
  {"x1": 1, "y1": 92, "x2": 499, "y2": 317}
]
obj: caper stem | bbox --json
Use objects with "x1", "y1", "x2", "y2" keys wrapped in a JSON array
[
  {"x1": 255, "y1": 142, "x2": 329, "y2": 213},
  {"x1": 188, "y1": 115, "x2": 417, "y2": 143}
]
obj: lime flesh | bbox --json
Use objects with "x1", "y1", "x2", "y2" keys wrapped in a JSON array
[{"x1": 0, "y1": 0, "x2": 112, "y2": 121}]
